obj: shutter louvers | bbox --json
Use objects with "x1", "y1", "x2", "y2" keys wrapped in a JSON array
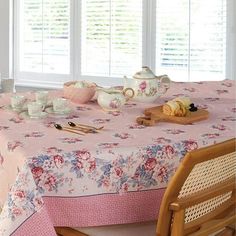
[
  {"x1": 19, "y1": 0, "x2": 70, "y2": 74},
  {"x1": 81, "y1": 0, "x2": 142, "y2": 77},
  {"x1": 156, "y1": 0, "x2": 226, "y2": 81}
]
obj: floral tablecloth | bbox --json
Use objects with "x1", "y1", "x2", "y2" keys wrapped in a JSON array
[{"x1": 0, "y1": 80, "x2": 235, "y2": 236}]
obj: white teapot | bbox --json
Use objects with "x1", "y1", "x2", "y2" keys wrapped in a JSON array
[{"x1": 124, "y1": 66, "x2": 170, "y2": 103}]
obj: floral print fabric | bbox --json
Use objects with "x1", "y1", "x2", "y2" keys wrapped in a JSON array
[{"x1": 0, "y1": 80, "x2": 235, "y2": 235}]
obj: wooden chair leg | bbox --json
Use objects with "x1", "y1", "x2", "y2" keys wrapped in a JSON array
[{"x1": 55, "y1": 227, "x2": 89, "y2": 236}]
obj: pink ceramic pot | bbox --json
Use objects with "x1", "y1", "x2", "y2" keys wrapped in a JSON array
[{"x1": 63, "y1": 81, "x2": 96, "y2": 104}]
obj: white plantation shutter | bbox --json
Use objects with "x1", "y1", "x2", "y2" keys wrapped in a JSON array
[
  {"x1": 156, "y1": 0, "x2": 227, "y2": 81},
  {"x1": 81, "y1": 0, "x2": 143, "y2": 77},
  {"x1": 18, "y1": 0, "x2": 70, "y2": 74},
  {"x1": 13, "y1": 0, "x2": 233, "y2": 87}
]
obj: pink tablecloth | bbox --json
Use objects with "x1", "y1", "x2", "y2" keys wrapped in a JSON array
[{"x1": 0, "y1": 80, "x2": 235, "y2": 236}]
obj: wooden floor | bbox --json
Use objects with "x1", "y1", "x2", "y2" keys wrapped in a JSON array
[
  {"x1": 55, "y1": 223, "x2": 235, "y2": 236},
  {"x1": 55, "y1": 221, "x2": 156, "y2": 236}
]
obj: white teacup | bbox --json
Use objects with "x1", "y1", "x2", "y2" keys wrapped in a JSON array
[
  {"x1": 35, "y1": 91, "x2": 48, "y2": 108},
  {"x1": 1, "y1": 78, "x2": 15, "y2": 93},
  {"x1": 27, "y1": 102, "x2": 43, "y2": 118},
  {"x1": 52, "y1": 98, "x2": 68, "y2": 114},
  {"x1": 36, "y1": 91, "x2": 48, "y2": 103},
  {"x1": 11, "y1": 95, "x2": 25, "y2": 111}
]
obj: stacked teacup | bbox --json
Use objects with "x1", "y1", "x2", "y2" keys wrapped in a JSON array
[
  {"x1": 26, "y1": 91, "x2": 49, "y2": 118},
  {"x1": 10, "y1": 95, "x2": 26, "y2": 111},
  {"x1": 52, "y1": 98, "x2": 69, "y2": 114}
]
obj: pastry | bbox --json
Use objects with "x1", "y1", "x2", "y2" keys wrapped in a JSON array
[
  {"x1": 174, "y1": 96, "x2": 191, "y2": 108},
  {"x1": 163, "y1": 100, "x2": 180, "y2": 116},
  {"x1": 163, "y1": 96, "x2": 191, "y2": 117}
]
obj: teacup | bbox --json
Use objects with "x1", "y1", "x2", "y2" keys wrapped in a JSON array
[
  {"x1": 35, "y1": 91, "x2": 48, "y2": 107},
  {"x1": 52, "y1": 98, "x2": 68, "y2": 114},
  {"x1": 1, "y1": 78, "x2": 15, "y2": 93},
  {"x1": 27, "y1": 102, "x2": 43, "y2": 118},
  {"x1": 11, "y1": 95, "x2": 25, "y2": 111}
]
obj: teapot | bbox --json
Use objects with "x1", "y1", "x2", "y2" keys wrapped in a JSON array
[
  {"x1": 97, "y1": 87, "x2": 134, "y2": 111},
  {"x1": 124, "y1": 66, "x2": 170, "y2": 103}
]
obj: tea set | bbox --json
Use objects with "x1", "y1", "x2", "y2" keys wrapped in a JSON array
[
  {"x1": 96, "y1": 66, "x2": 170, "y2": 111},
  {"x1": 6, "y1": 66, "x2": 171, "y2": 118},
  {"x1": 9, "y1": 91, "x2": 71, "y2": 119}
]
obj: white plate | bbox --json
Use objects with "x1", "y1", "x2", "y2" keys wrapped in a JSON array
[
  {"x1": 19, "y1": 111, "x2": 48, "y2": 119},
  {"x1": 45, "y1": 106, "x2": 72, "y2": 116}
]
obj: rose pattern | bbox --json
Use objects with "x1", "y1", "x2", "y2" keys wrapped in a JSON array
[
  {"x1": 124, "y1": 103, "x2": 137, "y2": 108},
  {"x1": 76, "y1": 106, "x2": 92, "y2": 111},
  {"x1": 212, "y1": 124, "x2": 227, "y2": 131},
  {"x1": 152, "y1": 137, "x2": 172, "y2": 144},
  {"x1": 0, "y1": 79, "x2": 235, "y2": 235},
  {"x1": 24, "y1": 132, "x2": 45, "y2": 138},
  {"x1": 9, "y1": 117, "x2": 24, "y2": 124},
  {"x1": 137, "y1": 81, "x2": 158, "y2": 97},
  {"x1": 216, "y1": 89, "x2": 228, "y2": 95},
  {"x1": 114, "y1": 133, "x2": 133, "y2": 139},
  {"x1": 109, "y1": 98, "x2": 121, "y2": 109},
  {"x1": 98, "y1": 143, "x2": 120, "y2": 149},
  {"x1": 221, "y1": 81, "x2": 232, "y2": 87},
  {"x1": 108, "y1": 111, "x2": 122, "y2": 116},
  {"x1": 7, "y1": 141, "x2": 24, "y2": 152},
  {"x1": 202, "y1": 133, "x2": 220, "y2": 139},
  {"x1": 0, "y1": 126, "x2": 9, "y2": 131},
  {"x1": 222, "y1": 116, "x2": 236, "y2": 121},
  {"x1": 184, "y1": 87, "x2": 196, "y2": 92},
  {"x1": 92, "y1": 118, "x2": 110, "y2": 124},
  {"x1": 0, "y1": 153, "x2": 3, "y2": 166},
  {"x1": 164, "y1": 129, "x2": 185, "y2": 135},
  {"x1": 60, "y1": 137, "x2": 83, "y2": 144},
  {"x1": 128, "y1": 123, "x2": 146, "y2": 129},
  {"x1": 64, "y1": 114, "x2": 80, "y2": 120},
  {"x1": 139, "y1": 81, "x2": 147, "y2": 91}
]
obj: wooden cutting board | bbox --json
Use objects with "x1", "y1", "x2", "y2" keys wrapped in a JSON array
[{"x1": 136, "y1": 105, "x2": 209, "y2": 126}]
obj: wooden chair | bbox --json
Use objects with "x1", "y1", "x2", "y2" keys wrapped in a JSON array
[
  {"x1": 55, "y1": 139, "x2": 235, "y2": 236},
  {"x1": 156, "y1": 138, "x2": 236, "y2": 236}
]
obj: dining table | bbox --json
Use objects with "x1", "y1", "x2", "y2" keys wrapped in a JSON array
[{"x1": 0, "y1": 79, "x2": 235, "y2": 236}]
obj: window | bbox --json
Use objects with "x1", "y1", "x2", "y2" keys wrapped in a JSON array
[
  {"x1": 81, "y1": 0, "x2": 142, "y2": 77},
  {"x1": 14, "y1": 0, "x2": 233, "y2": 88},
  {"x1": 156, "y1": 0, "x2": 227, "y2": 81}
]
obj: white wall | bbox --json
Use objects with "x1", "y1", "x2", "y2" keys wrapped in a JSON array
[
  {"x1": 0, "y1": 0, "x2": 11, "y2": 78},
  {"x1": 226, "y1": 0, "x2": 236, "y2": 81}
]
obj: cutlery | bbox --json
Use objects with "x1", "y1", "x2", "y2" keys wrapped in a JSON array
[
  {"x1": 67, "y1": 122, "x2": 98, "y2": 133},
  {"x1": 68, "y1": 121, "x2": 104, "y2": 131},
  {"x1": 54, "y1": 124, "x2": 85, "y2": 135},
  {"x1": 68, "y1": 124, "x2": 96, "y2": 134}
]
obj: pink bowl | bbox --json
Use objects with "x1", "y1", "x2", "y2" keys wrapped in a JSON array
[{"x1": 63, "y1": 81, "x2": 96, "y2": 104}]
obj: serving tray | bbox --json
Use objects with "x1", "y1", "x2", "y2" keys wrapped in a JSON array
[{"x1": 136, "y1": 105, "x2": 209, "y2": 126}]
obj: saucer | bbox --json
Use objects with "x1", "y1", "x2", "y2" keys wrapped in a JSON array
[
  {"x1": 19, "y1": 111, "x2": 48, "y2": 119},
  {"x1": 45, "y1": 107, "x2": 72, "y2": 116},
  {"x1": 5, "y1": 104, "x2": 27, "y2": 113}
]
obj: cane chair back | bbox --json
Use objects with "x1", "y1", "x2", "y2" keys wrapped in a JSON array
[{"x1": 156, "y1": 138, "x2": 236, "y2": 236}]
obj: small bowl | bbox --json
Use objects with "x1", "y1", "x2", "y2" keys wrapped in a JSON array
[{"x1": 63, "y1": 81, "x2": 96, "y2": 104}]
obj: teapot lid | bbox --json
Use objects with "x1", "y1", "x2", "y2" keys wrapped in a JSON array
[{"x1": 133, "y1": 66, "x2": 156, "y2": 80}]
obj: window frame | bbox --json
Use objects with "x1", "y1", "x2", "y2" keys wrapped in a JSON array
[
  {"x1": 13, "y1": 0, "x2": 75, "y2": 88},
  {"x1": 12, "y1": 0, "x2": 236, "y2": 89}
]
